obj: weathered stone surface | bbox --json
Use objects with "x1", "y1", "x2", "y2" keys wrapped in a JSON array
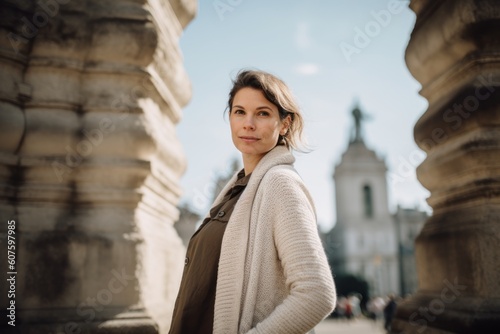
[
  {"x1": 393, "y1": 0, "x2": 500, "y2": 332},
  {"x1": 0, "y1": 0, "x2": 196, "y2": 333}
]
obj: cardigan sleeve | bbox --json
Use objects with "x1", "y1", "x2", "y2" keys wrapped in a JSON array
[{"x1": 246, "y1": 168, "x2": 336, "y2": 334}]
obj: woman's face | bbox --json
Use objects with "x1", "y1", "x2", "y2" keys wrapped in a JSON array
[{"x1": 230, "y1": 87, "x2": 288, "y2": 166}]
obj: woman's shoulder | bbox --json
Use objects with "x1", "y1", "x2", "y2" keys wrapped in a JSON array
[
  {"x1": 260, "y1": 165, "x2": 311, "y2": 201},
  {"x1": 260, "y1": 164, "x2": 318, "y2": 227},
  {"x1": 263, "y1": 164, "x2": 302, "y2": 186}
]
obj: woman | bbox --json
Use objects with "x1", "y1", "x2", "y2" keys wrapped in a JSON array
[{"x1": 169, "y1": 70, "x2": 336, "y2": 334}]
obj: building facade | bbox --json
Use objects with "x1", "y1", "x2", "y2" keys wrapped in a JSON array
[
  {"x1": 325, "y1": 105, "x2": 427, "y2": 299},
  {"x1": 394, "y1": 205, "x2": 428, "y2": 297}
]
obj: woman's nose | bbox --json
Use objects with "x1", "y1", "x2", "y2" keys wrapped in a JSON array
[{"x1": 243, "y1": 116, "x2": 255, "y2": 130}]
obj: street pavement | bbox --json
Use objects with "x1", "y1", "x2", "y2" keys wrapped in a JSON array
[{"x1": 314, "y1": 317, "x2": 387, "y2": 334}]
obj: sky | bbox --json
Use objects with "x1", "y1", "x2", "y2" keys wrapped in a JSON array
[{"x1": 176, "y1": 0, "x2": 431, "y2": 232}]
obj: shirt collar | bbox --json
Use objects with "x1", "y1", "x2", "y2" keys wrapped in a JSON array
[{"x1": 235, "y1": 168, "x2": 251, "y2": 187}]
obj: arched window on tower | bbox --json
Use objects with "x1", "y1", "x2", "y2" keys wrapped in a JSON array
[{"x1": 363, "y1": 184, "x2": 374, "y2": 218}]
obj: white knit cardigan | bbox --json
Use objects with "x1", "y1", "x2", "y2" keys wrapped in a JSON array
[{"x1": 211, "y1": 146, "x2": 336, "y2": 334}]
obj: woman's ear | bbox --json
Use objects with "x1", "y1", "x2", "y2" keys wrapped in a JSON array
[{"x1": 280, "y1": 115, "x2": 291, "y2": 135}]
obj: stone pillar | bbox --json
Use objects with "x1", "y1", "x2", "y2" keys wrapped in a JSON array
[
  {"x1": 0, "y1": 0, "x2": 196, "y2": 333},
  {"x1": 392, "y1": 0, "x2": 500, "y2": 333}
]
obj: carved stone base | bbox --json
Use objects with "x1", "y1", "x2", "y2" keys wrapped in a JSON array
[
  {"x1": 10, "y1": 310, "x2": 158, "y2": 334},
  {"x1": 393, "y1": 293, "x2": 500, "y2": 334}
]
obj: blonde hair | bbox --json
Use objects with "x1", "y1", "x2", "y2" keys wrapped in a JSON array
[{"x1": 227, "y1": 69, "x2": 307, "y2": 151}]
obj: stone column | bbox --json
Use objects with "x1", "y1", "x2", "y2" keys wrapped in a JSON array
[
  {"x1": 0, "y1": 0, "x2": 196, "y2": 333},
  {"x1": 392, "y1": 0, "x2": 500, "y2": 333}
]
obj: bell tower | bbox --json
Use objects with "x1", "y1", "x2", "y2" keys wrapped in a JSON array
[{"x1": 328, "y1": 104, "x2": 399, "y2": 297}]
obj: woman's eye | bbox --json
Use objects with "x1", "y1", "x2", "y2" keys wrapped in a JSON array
[
  {"x1": 258, "y1": 111, "x2": 270, "y2": 116},
  {"x1": 234, "y1": 109, "x2": 245, "y2": 115}
]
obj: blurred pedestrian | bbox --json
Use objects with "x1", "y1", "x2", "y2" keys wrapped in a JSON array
[
  {"x1": 383, "y1": 294, "x2": 397, "y2": 332},
  {"x1": 345, "y1": 298, "x2": 353, "y2": 320},
  {"x1": 367, "y1": 296, "x2": 385, "y2": 323},
  {"x1": 336, "y1": 296, "x2": 347, "y2": 319},
  {"x1": 348, "y1": 294, "x2": 361, "y2": 318}
]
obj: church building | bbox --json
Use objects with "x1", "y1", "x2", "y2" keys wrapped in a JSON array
[{"x1": 323, "y1": 104, "x2": 427, "y2": 298}]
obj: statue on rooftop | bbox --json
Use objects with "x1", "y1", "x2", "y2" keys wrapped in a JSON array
[{"x1": 351, "y1": 103, "x2": 367, "y2": 143}]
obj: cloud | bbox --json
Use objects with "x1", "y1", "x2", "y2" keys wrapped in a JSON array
[
  {"x1": 295, "y1": 63, "x2": 319, "y2": 75},
  {"x1": 295, "y1": 22, "x2": 311, "y2": 49}
]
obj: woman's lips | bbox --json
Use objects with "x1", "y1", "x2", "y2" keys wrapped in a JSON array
[{"x1": 240, "y1": 136, "x2": 259, "y2": 143}]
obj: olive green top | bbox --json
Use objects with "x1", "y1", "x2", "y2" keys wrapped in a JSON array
[{"x1": 169, "y1": 169, "x2": 251, "y2": 334}]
